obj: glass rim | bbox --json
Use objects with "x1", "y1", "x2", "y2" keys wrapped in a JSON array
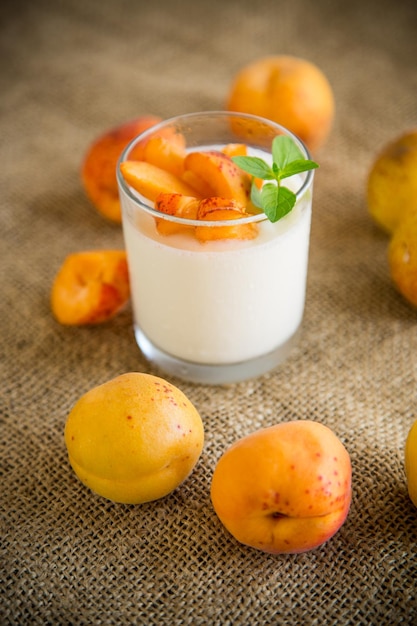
[{"x1": 116, "y1": 110, "x2": 314, "y2": 227}]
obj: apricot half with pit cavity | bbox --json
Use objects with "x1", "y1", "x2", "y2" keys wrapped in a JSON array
[{"x1": 51, "y1": 250, "x2": 130, "y2": 325}]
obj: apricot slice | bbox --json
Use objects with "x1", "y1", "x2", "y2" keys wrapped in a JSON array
[
  {"x1": 143, "y1": 134, "x2": 186, "y2": 178},
  {"x1": 155, "y1": 193, "x2": 199, "y2": 236},
  {"x1": 132, "y1": 125, "x2": 185, "y2": 161},
  {"x1": 120, "y1": 161, "x2": 201, "y2": 203},
  {"x1": 181, "y1": 145, "x2": 248, "y2": 196},
  {"x1": 181, "y1": 169, "x2": 216, "y2": 198},
  {"x1": 195, "y1": 197, "x2": 258, "y2": 242},
  {"x1": 51, "y1": 250, "x2": 130, "y2": 325},
  {"x1": 184, "y1": 150, "x2": 251, "y2": 206},
  {"x1": 81, "y1": 115, "x2": 161, "y2": 223},
  {"x1": 221, "y1": 143, "x2": 248, "y2": 158}
]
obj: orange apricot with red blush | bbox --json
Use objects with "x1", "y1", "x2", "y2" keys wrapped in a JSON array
[
  {"x1": 81, "y1": 115, "x2": 162, "y2": 223},
  {"x1": 211, "y1": 420, "x2": 351, "y2": 554}
]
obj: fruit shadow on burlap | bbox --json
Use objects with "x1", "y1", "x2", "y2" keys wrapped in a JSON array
[{"x1": 1, "y1": 0, "x2": 417, "y2": 624}]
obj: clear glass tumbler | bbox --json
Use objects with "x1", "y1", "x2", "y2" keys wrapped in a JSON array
[{"x1": 117, "y1": 111, "x2": 314, "y2": 384}]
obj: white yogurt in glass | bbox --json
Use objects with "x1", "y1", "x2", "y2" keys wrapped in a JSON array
[{"x1": 117, "y1": 112, "x2": 314, "y2": 384}]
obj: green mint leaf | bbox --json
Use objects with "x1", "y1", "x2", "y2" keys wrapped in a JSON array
[
  {"x1": 261, "y1": 183, "x2": 296, "y2": 223},
  {"x1": 250, "y1": 182, "x2": 263, "y2": 209},
  {"x1": 231, "y1": 156, "x2": 274, "y2": 180},
  {"x1": 272, "y1": 135, "x2": 305, "y2": 169},
  {"x1": 279, "y1": 159, "x2": 319, "y2": 180},
  {"x1": 231, "y1": 136, "x2": 318, "y2": 223}
]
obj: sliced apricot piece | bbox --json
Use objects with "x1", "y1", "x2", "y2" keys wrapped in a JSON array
[
  {"x1": 130, "y1": 125, "x2": 185, "y2": 161},
  {"x1": 195, "y1": 197, "x2": 258, "y2": 242},
  {"x1": 221, "y1": 143, "x2": 248, "y2": 158},
  {"x1": 51, "y1": 250, "x2": 130, "y2": 325},
  {"x1": 143, "y1": 134, "x2": 186, "y2": 178},
  {"x1": 120, "y1": 161, "x2": 201, "y2": 203},
  {"x1": 156, "y1": 193, "x2": 199, "y2": 218},
  {"x1": 181, "y1": 169, "x2": 216, "y2": 197},
  {"x1": 196, "y1": 196, "x2": 247, "y2": 219},
  {"x1": 155, "y1": 193, "x2": 199, "y2": 236},
  {"x1": 184, "y1": 150, "x2": 251, "y2": 206}
]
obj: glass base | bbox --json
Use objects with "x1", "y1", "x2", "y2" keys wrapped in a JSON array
[{"x1": 134, "y1": 326, "x2": 300, "y2": 385}]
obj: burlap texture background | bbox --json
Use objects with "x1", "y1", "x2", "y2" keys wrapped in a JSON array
[{"x1": 1, "y1": 0, "x2": 417, "y2": 624}]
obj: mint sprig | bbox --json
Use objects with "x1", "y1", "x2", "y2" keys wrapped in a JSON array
[{"x1": 232, "y1": 136, "x2": 318, "y2": 223}]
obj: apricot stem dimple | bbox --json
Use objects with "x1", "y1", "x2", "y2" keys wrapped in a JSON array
[{"x1": 270, "y1": 511, "x2": 287, "y2": 520}]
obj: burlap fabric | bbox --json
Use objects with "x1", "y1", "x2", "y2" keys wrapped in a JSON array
[{"x1": 2, "y1": 0, "x2": 417, "y2": 624}]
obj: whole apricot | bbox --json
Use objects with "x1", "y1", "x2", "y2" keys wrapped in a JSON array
[
  {"x1": 211, "y1": 420, "x2": 351, "y2": 554},
  {"x1": 388, "y1": 209, "x2": 417, "y2": 308},
  {"x1": 367, "y1": 129, "x2": 417, "y2": 234},
  {"x1": 65, "y1": 373, "x2": 204, "y2": 504},
  {"x1": 81, "y1": 115, "x2": 161, "y2": 223},
  {"x1": 405, "y1": 418, "x2": 417, "y2": 508},
  {"x1": 226, "y1": 55, "x2": 335, "y2": 153}
]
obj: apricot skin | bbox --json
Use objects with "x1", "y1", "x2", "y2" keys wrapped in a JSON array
[
  {"x1": 155, "y1": 193, "x2": 199, "y2": 236},
  {"x1": 388, "y1": 209, "x2": 417, "y2": 308},
  {"x1": 211, "y1": 420, "x2": 351, "y2": 554},
  {"x1": 183, "y1": 150, "x2": 251, "y2": 206},
  {"x1": 405, "y1": 418, "x2": 417, "y2": 508},
  {"x1": 227, "y1": 55, "x2": 335, "y2": 153},
  {"x1": 65, "y1": 372, "x2": 204, "y2": 504},
  {"x1": 195, "y1": 197, "x2": 258, "y2": 242},
  {"x1": 120, "y1": 160, "x2": 201, "y2": 203},
  {"x1": 51, "y1": 250, "x2": 130, "y2": 325},
  {"x1": 81, "y1": 115, "x2": 161, "y2": 223},
  {"x1": 367, "y1": 129, "x2": 417, "y2": 234}
]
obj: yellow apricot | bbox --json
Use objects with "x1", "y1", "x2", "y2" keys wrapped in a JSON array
[
  {"x1": 405, "y1": 418, "x2": 417, "y2": 508},
  {"x1": 367, "y1": 129, "x2": 417, "y2": 234},
  {"x1": 65, "y1": 372, "x2": 204, "y2": 504},
  {"x1": 388, "y1": 209, "x2": 417, "y2": 308}
]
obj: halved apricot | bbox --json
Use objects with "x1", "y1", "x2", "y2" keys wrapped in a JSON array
[{"x1": 51, "y1": 250, "x2": 130, "y2": 325}]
